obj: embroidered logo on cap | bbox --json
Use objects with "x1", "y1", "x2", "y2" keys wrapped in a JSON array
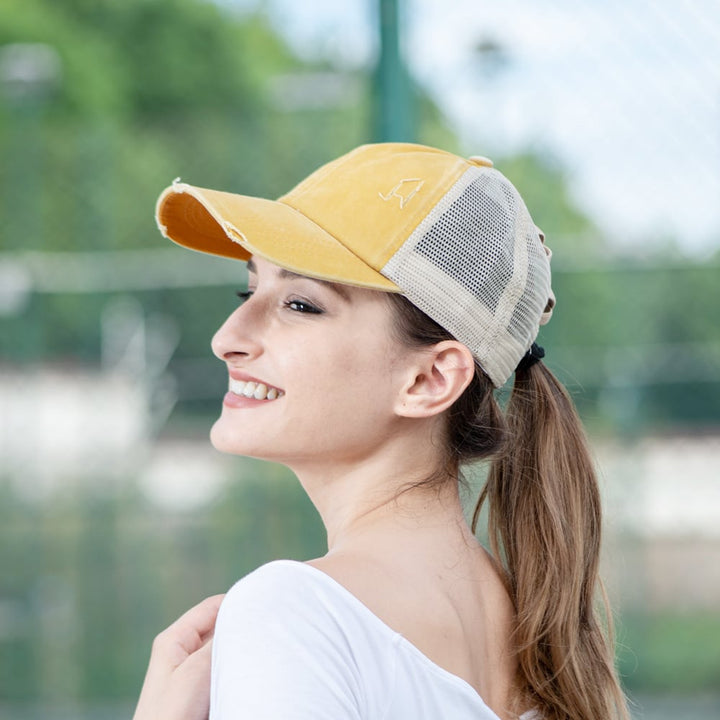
[{"x1": 379, "y1": 178, "x2": 424, "y2": 209}]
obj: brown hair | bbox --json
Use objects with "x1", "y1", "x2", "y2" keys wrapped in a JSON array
[{"x1": 387, "y1": 293, "x2": 629, "y2": 720}]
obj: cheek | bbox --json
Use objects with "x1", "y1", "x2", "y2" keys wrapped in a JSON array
[
  {"x1": 292, "y1": 337, "x2": 402, "y2": 422},
  {"x1": 299, "y1": 333, "x2": 389, "y2": 384}
]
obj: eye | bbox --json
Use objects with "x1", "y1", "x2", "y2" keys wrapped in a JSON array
[
  {"x1": 284, "y1": 297, "x2": 323, "y2": 314},
  {"x1": 236, "y1": 289, "x2": 254, "y2": 304}
]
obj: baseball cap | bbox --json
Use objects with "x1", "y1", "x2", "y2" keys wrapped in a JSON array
[{"x1": 155, "y1": 142, "x2": 554, "y2": 387}]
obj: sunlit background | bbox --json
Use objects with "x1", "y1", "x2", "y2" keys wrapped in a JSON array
[{"x1": 1, "y1": 1, "x2": 719, "y2": 718}]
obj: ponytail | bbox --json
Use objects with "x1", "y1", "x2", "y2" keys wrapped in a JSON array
[
  {"x1": 473, "y1": 362, "x2": 629, "y2": 720},
  {"x1": 387, "y1": 294, "x2": 629, "y2": 719}
]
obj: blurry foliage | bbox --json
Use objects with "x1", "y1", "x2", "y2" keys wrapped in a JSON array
[
  {"x1": 497, "y1": 152, "x2": 599, "y2": 261},
  {"x1": 539, "y1": 261, "x2": 720, "y2": 430},
  {"x1": 0, "y1": 0, "x2": 372, "y2": 259},
  {"x1": 2, "y1": 472, "x2": 719, "y2": 703},
  {"x1": 0, "y1": 0, "x2": 285, "y2": 120},
  {"x1": 0, "y1": 465, "x2": 325, "y2": 702},
  {"x1": 0, "y1": 0, "x2": 717, "y2": 432},
  {"x1": 618, "y1": 612, "x2": 720, "y2": 692}
]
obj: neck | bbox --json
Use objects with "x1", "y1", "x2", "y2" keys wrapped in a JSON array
[{"x1": 285, "y1": 432, "x2": 474, "y2": 554}]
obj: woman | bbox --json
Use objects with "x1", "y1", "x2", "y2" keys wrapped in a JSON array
[{"x1": 134, "y1": 143, "x2": 630, "y2": 720}]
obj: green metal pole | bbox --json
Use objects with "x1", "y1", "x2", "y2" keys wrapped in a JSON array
[
  {"x1": 4, "y1": 98, "x2": 44, "y2": 361},
  {"x1": 373, "y1": 0, "x2": 415, "y2": 142}
]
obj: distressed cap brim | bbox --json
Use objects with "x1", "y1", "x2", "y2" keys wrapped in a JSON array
[{"x1": 155, "y1": 182, "x2": 399, "y2": 291}]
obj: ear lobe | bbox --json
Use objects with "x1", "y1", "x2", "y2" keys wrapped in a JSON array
[{"x1": 396, "y1": 341, "x2": 475, "y2": 419}]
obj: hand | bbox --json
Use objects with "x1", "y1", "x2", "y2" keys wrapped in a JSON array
[{"x1": 133, "y1": 594, "x2": 225, "y2": 720}]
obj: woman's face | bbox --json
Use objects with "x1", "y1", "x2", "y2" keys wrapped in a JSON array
[{"x1": 210, "y1": 256, "x2": 414, "y2": 469}]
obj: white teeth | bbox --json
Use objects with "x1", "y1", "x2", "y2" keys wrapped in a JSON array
[
  {"x1": 228, "y1": 377, "x2": 283, "y2": 400},
  {"x1": 229, "y1": 379, "x2": 246, "y2": 395}
]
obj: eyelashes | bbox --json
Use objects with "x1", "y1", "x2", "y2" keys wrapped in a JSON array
[
  {"x1": 284, "y1": 299, "x2": 323, "y2": 314},
  {"x1": 235, "y1": 290, "x2": 324, "y2": 315}
]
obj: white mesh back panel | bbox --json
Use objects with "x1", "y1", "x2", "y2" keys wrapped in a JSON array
[{"x1": 382, "y1": 166, "x2": 551, "y2": 387}]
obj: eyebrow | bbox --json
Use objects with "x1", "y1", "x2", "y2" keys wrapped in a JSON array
[{"x1": 246, "y1": 258, "x2": 351, "y2": 302}]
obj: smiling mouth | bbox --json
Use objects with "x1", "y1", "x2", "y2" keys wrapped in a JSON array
[{"x1": 228, "y1": 378, "x2": 284, "y2": 400}]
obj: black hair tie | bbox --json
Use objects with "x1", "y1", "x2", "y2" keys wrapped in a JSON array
[{"x1": 516, "y1": 342, "x2": 545, "y2": 373}]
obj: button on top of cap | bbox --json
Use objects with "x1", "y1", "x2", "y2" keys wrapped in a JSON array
[{"x1": 468, "y1": 155, "x2": 493, "y2": 167}]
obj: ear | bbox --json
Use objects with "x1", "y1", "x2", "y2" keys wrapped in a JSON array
[{"x1": 395, "y1": 341, "x2": 475, "y2": 419}]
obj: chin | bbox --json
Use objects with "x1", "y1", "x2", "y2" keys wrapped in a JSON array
[
  {"x1": 209, "y1": 417, "x2": 246, "y2": 455},
  {"x1": 209, "y1": 417, "x2": 276, "y2": 460}
]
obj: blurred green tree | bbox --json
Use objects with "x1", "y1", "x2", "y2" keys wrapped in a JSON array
[{"x1": 0, "y1": 0, "x2": 717, "y2": 425}]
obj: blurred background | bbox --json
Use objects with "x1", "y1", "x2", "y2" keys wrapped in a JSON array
[{"x1": 1, "y1": 0, "x2": 719, "y2": 718}]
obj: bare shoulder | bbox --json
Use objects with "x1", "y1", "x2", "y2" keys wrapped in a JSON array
[
  {"x1": 307, "y1": 546, "x2": 511, "y2": 623},
  {"x1": 306, "y1": 552, "x2": 417, "y2": 627},
  {"x1": 307, "y1": 547, "x2": 518, "y2": 714},
  {"x1": 306, "y1": 547, "x2": 515, "y2": 660}
]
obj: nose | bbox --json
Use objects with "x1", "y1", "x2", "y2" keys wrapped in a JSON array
[{"x1": 211, "y1": 304, "x2": 263, "y2": 362}]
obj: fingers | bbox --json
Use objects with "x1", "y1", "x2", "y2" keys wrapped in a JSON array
[
  {"x1": 134, "y1": 639, "x2": 215, "y2": 720},
  {"x1": 160, "y1": 640, "x2": 215, "y2": 720},
  {"x1": 172, "y1": 594, "x2": 225, "y2": 641},
  {"x1": 135, "y1": 596, "x2": 223, "y2": 720},
  {"x1": 175, "y1": 636, "x2": 214, "y2": 683},
  {"x1": 134, "y1": 597, "x2": 223, "y2": 720},
  {"x1": 152, "y1": 594, "x2": 225, "y2": 668}
]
